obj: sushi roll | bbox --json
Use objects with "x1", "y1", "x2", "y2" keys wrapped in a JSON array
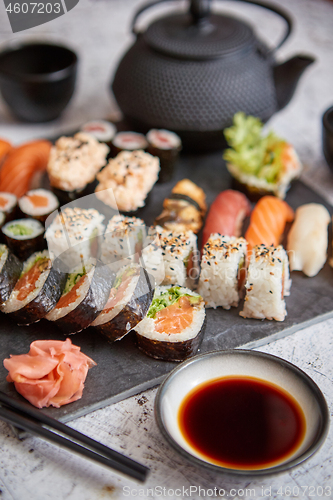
[
  {"x1": 135, "y1": 286, "x2": 205, "y2": 362},
  {"x1": 101, "y1": 215, "x2": 146, "y2": 271},
  {"x1": 156, "y1": 226, "x2": 199, "y2": 288},
  {"x1": 2, "y1": 218, "x2": 45, "y2": 261},
  {"x1": 95, "y1": 150, "x2": 160, "y2": 213},
  {"x1": 111, "y1": 131, "x2": 148, "y2": 157},
  {"x1": 45, "y1": 207, "x2": 105, "y2": 272},
  {"x1": 91, "y1": 263, "x2": 154, "y2": 342},
  {"x1": 287, "y1": 203, "x2": 331, "y2": 277},
  {"x1": 141, "y1": 226, "x2": 165, "y2": 286},
  {"x1": 198, "y1": 235, "x2": 247, "y2": 310},
  {"x1": 146, "y1": 129, "x2": 182, "y2": 183},
  {"x1": 45, "y1": 259, "x2": 115, "y2": 334},
  {"x1": 47, "y1": 133, "x2": 109, "y2": 204},
  {"x1": 0, "y1": 192, "x2": 17, "y2": 222},
  {"x1": 18, "y1": 189, "x2": 59, "y2": 224},
  {"x1": 240, "y1": 244, "x2": 291, "y2": 322},
  {"x1": 155, "y1": 179, "x2": 207, "y2": 234},
  {"x1": 80, "y1": 120, "x2": 116, "y2": 147},
  {"x1": 1, "y1": 250, "x2": 67, "y2": 325},
  {"x1": 0, "y1": 244, "x2": 22, "y2": 305}
]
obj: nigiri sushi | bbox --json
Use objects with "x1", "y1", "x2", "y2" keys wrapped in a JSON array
[
  {"x1": 245, "y1": 196, "x2": 294, "y2": 256},
  {"x1": 287, "y1": 203, "x2": 331, "y2": 277},
  {"x1": 202, "y1": 190, "x2": 251, "y2": 248}
]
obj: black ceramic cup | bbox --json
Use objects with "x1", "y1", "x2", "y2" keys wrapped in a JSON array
[
  {"x1": 0, "y1": 42, "x2": 78, "y2": 122},
  {"x1": 323, "y1": 105, "x2": 333, "y2": 173}
]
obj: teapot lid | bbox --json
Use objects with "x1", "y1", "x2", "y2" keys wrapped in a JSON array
[{"x1": 141, "y1": 1, "x2": 256, "y2": 60}]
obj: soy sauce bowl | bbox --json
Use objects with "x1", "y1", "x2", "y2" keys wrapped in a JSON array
[
  {"x1": 155, "y1": 350, "x2": 329, "y2": 476},
  {"x1": 0, "y1": 42, "x2": 78, "y2": 122}
]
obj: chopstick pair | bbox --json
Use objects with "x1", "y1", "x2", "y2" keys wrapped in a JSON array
[{"x1": 0, "y1": 391, "x2": 149, "y2": 482}]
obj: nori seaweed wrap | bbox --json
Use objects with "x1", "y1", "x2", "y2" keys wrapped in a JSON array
[
  {"x1": 2, "y1": 218, "x2": 45, "y2": 261},
  {"x1": 1, "y1": 250, "x2": 67, "y2": 325},
  {"x1": 91, "y1": 264, "x2": 154, "y2": 342},
  {"x1": 0, "y1": 244, "x2": 22, "y2": 305},
  {"x1": 146, "y1": 129, "x2": 182, "y2": 183},
  {"x1": 134, "y1": 286, "x2": 206, "y2": 362},
  {"x1": 46, "y1": 260, "x2": 115, "y2": 334}
]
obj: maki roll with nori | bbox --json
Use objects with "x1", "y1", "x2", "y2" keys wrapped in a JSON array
[
  {"x1": 0, "y1": 244, "x2": 22, "y2": 305},
  {"x1": 1, "y1": 250, "x2": 67, "y2": 325},
  {"x1": 135, "y1": 286, "x2": 205, "y2": 362},
  {"x1": 2, "y1": 218, "x2": 45, "y2": 261},
  {"x1": 0, "y1": 192, "x2": 17, "y2": 221},
  {"x1": 81, "y1": 120, "x2": 116, "y2": 148},
  {"x1": 146, "y1": 129, "x2": 182, "y2": 183},
  {"x1": 111, "y1": 132, "x2": 148, "y2": 157},
  {"x1": 91, "y1": 263, "x2": 154, "y2": 342},
  {"x1": 18, "y1": 189, "x2": 59, "y2": 223},
  {"x1": 46, "y1": 259, "x2": 115, "y2": 334}
]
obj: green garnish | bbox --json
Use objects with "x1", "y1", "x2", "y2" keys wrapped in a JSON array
[
  {"x1": 7, "y1": 223, "x2": 34, "y2": 236},
  {"x1": 63, "y1": 271, "x2": 85, "y2": 295},
  {"x1": 223, "y1": 112, "x2": 286, "y2": 183},
  {"x1": 23, "y1": 255, "x2": 48, "y2": 275},
  {"x1": 147, "y1": 286, "x2": 201, "y2": 319},
  {"x1": 114, "y1": 266, "x2": 137, "y2": 289}
]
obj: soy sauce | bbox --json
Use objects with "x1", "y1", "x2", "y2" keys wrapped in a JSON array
[{"x1": 178, "y1": 377, "x2": 306, "y2": 469}]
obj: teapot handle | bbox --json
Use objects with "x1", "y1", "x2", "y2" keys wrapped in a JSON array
[
  {"x1": 221, "y1": 0, "x2": 292, "y2": 52},
  {"x1": 131, "y1": 0, "x2": 292, "y2": 52}
]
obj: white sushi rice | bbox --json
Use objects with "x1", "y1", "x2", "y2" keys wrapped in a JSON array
[
  {"x1": 135, "y1": 286, "x2": 205, "y2": 342},
  {"x1": 141, "y1": 226, "x2": 165, "y2": 286},
  {"x1": 91, "y1": 264, "x2": 140, "y2": 327},
  {"x1": 1, "y1": 251, "x2": 51, "y2": 314},
  {"x1": 155, "y1": 226, "x2": 198, "y2": 287},
  {"x1": 0, "y1": 244, "x2": 8, "y2": 273},
  {"x1": 101, "y1": 215, "x2": 146, "y2": 271},
  {"x1": 112, "y1": 132, "x2": 148, "y2": 150},
  {"x1": 45, "y1": 207, "x2": 105, "y2": 272},
  {"x1": 18, "y1": 189, "x2": 59, "y2": 217},
  {"x1": 146, "y1": 129, "x2": 181, "y2": 150},
  {"x1": 46, "y1": 261, "x2": 95, "y2": 322},
  {"x1": 2, "y1": 218, "x2": 44, "y2": 240},
  {"x1": 198, "y1": 235, "x2": 247, "y2": 309},
  {"x1": 0, "y1": 192, "x2": 17, "y2": 213},
  {"x1": 240, "y1": 245, "x2": 291, "y2": 322}
]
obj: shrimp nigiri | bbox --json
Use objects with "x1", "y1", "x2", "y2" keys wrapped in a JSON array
[
  {"x1": 202, "y1": 189, "x2": 251, "y2": 248},
  {"x1": 245, "y1": 196, "x2": 294, "y2": 256}
]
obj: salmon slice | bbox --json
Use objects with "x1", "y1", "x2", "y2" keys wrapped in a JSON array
[
  {"x1": 154, "y1": 296, "x2": 194, "y2": 334},
  {"x1": 14, "y1": 258, "x2": 50, "y2": 301},
  {"x1": 0, "y1": 140, "x2": 52, "y2": 197},
  {"x1": 245, "y1": 196, "x2": 294, "y2": 257},
  {"x1": 0, "y1": 139, "x2": 12, "y2": 164}
]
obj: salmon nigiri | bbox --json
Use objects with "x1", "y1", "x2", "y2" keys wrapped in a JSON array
[
  {"x1": 0, "y1": 140, "x2": 52, "y2": 198},
  {"x1": 202, "y1": 189, "x2": 251, "y2": 248},
  {"x1": 0, "y1": 139, "x2": 12, "y2": 164},
  {"x1": 245, "y1": 196, "x2": 294, "y2": 255}
]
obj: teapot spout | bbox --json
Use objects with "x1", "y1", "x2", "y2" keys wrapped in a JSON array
[{"x1": 273, "y1": 55, "x2": 315, "y2": 111}]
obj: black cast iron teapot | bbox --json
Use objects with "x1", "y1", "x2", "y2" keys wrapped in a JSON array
[{"x1": 112, "y1": 0, "x2": 315, "y2": 151}]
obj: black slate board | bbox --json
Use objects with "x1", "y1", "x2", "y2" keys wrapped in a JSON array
[{"x1": 0, "y1": 151, "x2": 333, "y2": 423}]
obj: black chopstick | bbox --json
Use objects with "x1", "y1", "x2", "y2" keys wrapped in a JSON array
[{"x1": 0, "y1": 391, "x2": 149, "y2": 482}]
